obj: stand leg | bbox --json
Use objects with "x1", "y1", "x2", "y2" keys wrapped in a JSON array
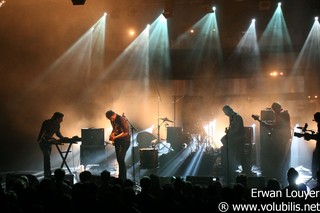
[{"x1": 56, "y1": 143, "x2": 73, "y2": 175}]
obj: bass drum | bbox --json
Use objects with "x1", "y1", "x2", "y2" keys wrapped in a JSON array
[{"x1": 136, "y1": 132, "x2": 157, "y2": 148}]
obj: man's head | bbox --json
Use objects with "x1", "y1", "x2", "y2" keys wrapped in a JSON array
[
  {"x1": 52, "y1": 112, "x2": 64, "y2": 122},
  {"x1": 105, "y1": 110, "x2": 116, "y2": 121},
  {"x1": 313, "y1": 112, "x2": 320, "y2": 123},
  {"x1": 222, "y1": 105, "x2": 234, "y2": 117},
  {"x1": 287, "y1": 167, "x2": 299, "y2": 185},
  {"x1": 271, "y1": 102, "x2": 282, "y2": 113}
]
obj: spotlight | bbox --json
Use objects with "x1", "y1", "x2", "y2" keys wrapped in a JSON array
[
  {"x1": 71, "y1": 0, "x2": 86, "y2": 5},
  {"x1": 202, "y1": 5, "x2": 215, "y2": 13},
  {"x1": 162, "y1": 10, "x2": 173, "y2": 19},
  {"x1": 162, "y1": 0, "x2": 174, "y2": 19}
]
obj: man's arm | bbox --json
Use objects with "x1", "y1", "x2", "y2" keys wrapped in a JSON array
[{"x1": 37, "y1": 121, "x2": 46, "y2": 142}]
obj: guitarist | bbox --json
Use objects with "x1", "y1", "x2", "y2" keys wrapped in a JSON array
[
  {"x1": 253, "y1": 102, "x2": 291, "y2": 183},
  {"x1": 222, "y1": 105, "x2": 247, "y2": 183},
  {"x1": 105, "y1": 110, "x2": 131, "y2": 181}
]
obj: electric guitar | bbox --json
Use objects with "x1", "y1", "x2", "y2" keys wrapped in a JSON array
[
  {"x1": 105, "y1": 141, "x2": 114, "y2": 146},
  {"x1": 220, "y1": 127, "x2": 229, "y2": 145},
  {"x1": 251, "y1": 114, "x2": 274, "y2": 133}
]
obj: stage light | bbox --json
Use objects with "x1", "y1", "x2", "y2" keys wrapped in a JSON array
[
  {"x1": 71, "y1": 0, "x2": 86, "y2": 5},
  {"x1": 162, "y1": 10, "x2": 173, "y2": 19},
  {"x1": 162, "y1": 0, "x2": 174, "y2": 19},
  {"x1": 202, "y1": 5, "x2": 215, "y2": 13},
  {"x1": 0, "y1": 1, "x2": 6, "y2": 8}
]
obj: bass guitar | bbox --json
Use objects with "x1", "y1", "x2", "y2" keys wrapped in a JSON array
[{"x1": 251, "y1": 114, "x2": 274, "y2": 134}]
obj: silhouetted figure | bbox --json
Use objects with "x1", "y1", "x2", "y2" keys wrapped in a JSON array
[
  {"x1": 148, "y1": 173, "x2": 163, "y2": 200},
  {"x1": 135, "y1": 176, "x2": 159, "y2": 212},
  {"x1": 281, "y1": 167, "x2": 307, "y2": 203},
  {"x1": 37, "y1": 112, "x2": 65, "y2": 177},
  {"x1": 71, "y1": 170, "x2": 98, "y2": 211},
  {"x1": 304, "y1": 112, "x2": 320, "y2": 179},
  {"x1": 222, "y1": 105, "x2": 248, "y2": 184},
  {"x1": 264, "y1": 178, "x2": 282, "y2": 191},
  {"x1": 53, "y1": 168, "x2": 72, "y2": 197},
  {"x1": 311, "y1": 170, "x2": 320, "y2": 191},
  {"x1": 106, "y1": 110, "x2": 131, "y2": 181},
  {"x1": 255, "y1": 102, "x2": 291, "y2": 183},
  {"x1": 282, "y1": 168, "x2": 299, "y2": 191}
]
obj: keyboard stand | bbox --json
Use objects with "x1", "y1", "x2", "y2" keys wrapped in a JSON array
[{"x1": 54, "y1": 142, "x2": 77, "y2": 175}]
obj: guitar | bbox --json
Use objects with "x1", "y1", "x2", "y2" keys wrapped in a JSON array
[
  {"x1": 105, "y1": 141, "x2": 114, "y2": 146},
  {"x1": 220, "y1": 127, "x2": 229, "y2": 145},
  {"x1": 251, "y1": 114, "x2": 274, "y2": 133}
]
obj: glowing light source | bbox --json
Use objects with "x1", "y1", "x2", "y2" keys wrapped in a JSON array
[
  {"x1": 270, "y1": 71, "x2": 278, "y2": 76},
  {"x1": 128, "y1": 29, "x2": 136, "y2": 37},
  {"x1": 0, "y1": 1, "x2": 6, "y2": 8},
  {"x1": 269, "y1": 70, "x2": 284, "y2": 76}
]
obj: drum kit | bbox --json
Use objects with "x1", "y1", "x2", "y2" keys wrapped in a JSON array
[
  {"x1": 136, "y1": 116, "x2": 213, "y2": 155},
  {"x1": 136, "y1": 117, "x2": 174, "y2": 150}
]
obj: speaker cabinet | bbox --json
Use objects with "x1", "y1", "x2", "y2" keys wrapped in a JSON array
[
  {"x1": 81, "y1": 128, "x2": 105, "y2": 146},
  {"x1": 244, "y1": 126, "x2": 254, "y2": 144},
  {"x1": 80, "y1": 145, "x2": 106, "y2": 167},
  {"x1": 167, "y1": 127, "x2": 184, "y2": 151},
  {"x1": 139, "y1": 148, "x2": 158, "y2": 169},
  {"x1": 261, "y1": 108, "x2": 274, "y2": 121}
]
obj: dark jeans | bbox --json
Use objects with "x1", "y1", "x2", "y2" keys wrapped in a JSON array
[
  {"x1": 312, "y1": 148, "x2": 320, "y2": 179},
  {"x1": 39, "y1": 142, "x2": 52, "y2": 177},
  {"x1": 114, "y1": 139, "x2": 130, "y2": 181}
]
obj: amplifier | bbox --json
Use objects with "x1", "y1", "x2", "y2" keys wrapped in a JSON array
[
  {"x1": 81, "y1": 128, "x2": 105, "y2": 145},
  {"x1": 80, "y1": 145, "x2": 106, "y2": 167}
]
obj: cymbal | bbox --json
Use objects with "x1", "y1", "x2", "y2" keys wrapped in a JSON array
[{"x1": 160, "y1": 117, "x2": 174, "y2": 123}]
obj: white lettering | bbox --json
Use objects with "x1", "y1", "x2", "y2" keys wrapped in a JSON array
[
  {"x1": 251, "y1": 188, "x2": 282, "y2": 198},
  {"x1": 285, "y1": 188, "x2": 320, "y2": 200}
]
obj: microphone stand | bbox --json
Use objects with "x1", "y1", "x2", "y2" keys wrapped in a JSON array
[
  {"x1": 123, "y1": 114, "x2": 137, "y2": 183},
  {"x1": 173, "y1": 95, "x2": 185, "y2": 127}
]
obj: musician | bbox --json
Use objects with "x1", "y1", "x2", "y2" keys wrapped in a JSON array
[
  {"x1": 105, "y1": 110, "x2": 131, "y2": 181},
  {"x1": 258, "y1": 102, "x2": 291, "y2": 183},
  {"x1": 222, "y1": 105, "x2": 248, "y2": 182},
  {"x1": 37, "y1": 112, "x2": 65, "y2": 177},
  {"x1": 304, "y1": 112, "x2": 320, "y2": 179}
]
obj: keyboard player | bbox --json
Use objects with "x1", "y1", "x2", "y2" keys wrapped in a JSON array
[{"x1": 37, "y1": 112, "x2": 65, "y2": 177}]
